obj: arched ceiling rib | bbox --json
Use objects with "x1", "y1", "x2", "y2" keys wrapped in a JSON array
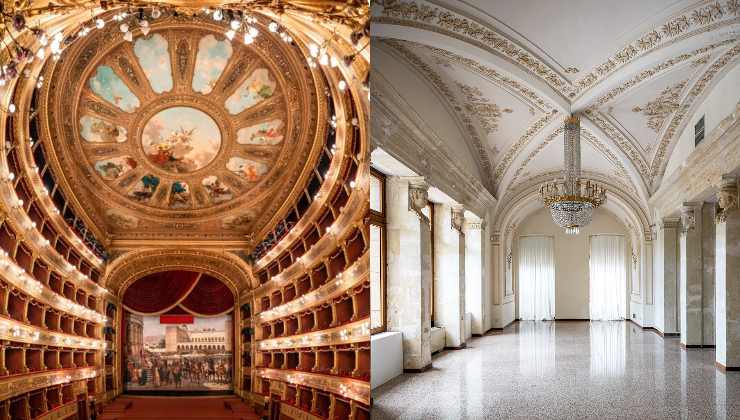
[{"x1": 371, "y1": 0, "x2": 740, "y2": 208}]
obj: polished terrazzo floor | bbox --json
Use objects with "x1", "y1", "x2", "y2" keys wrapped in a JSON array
[{"x1": 372, "y1": 321, "x2": 740, "y2": 419}]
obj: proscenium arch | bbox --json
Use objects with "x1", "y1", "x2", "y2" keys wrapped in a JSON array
[{"x1": 103, "y1": 248, "x2": 256, "y2": 297}]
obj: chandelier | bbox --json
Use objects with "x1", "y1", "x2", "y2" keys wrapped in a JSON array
[{"x1": 539, "y1": 115, "x2": 606, "y2": 235}]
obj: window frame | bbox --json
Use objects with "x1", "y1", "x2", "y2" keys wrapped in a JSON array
[{"x1": 370, "y1": 168, "x2": 387, "y2": 335}]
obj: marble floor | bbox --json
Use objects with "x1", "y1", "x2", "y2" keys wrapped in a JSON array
[{"x1": 372, "y1": 321, "x2": 740, "y2": 419}]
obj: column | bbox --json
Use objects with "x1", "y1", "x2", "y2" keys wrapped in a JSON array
[
  {"x1": 433, "y1": 203, "x2": 466, "y2": 348},
  {"x1": 464, "y1": 215, "x2": 485, "y2": 336},
  {"x1": 655, "y1": 217, "x2": 680, "y2": 335},
  {"x1": 385, "y1": 177, "x2": 432, "y2": 371},
  {"x1": 679, "y1": 203, "x2": 703, "y2": 347},
  {"x1": 715, "y1": 175, "x2": 739, "y2": 370}
]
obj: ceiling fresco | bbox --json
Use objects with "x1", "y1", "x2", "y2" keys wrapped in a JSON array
[{"x1": 38, "y1": 15, "x2": 325, "y2": 246}]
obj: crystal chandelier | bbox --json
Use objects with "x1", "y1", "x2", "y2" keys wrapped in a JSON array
[{"x1": 539, "y1": 115, "x2": 606, "y2": 235}]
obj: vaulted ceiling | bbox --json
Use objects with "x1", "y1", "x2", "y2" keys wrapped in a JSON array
[{"x1": 371, "y1": 0, "x2": 740, "y2": 215}]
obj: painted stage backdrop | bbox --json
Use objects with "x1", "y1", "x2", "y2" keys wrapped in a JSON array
[{"x1": 124, "y1": 313, "x2": 234, "y2": 393}]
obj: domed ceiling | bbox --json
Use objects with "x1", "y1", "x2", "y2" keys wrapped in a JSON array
[{"x1": 38, "y1": 14, "x2": 326, "y2": 247}]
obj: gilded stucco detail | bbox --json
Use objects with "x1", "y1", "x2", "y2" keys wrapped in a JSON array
[
  {"x1": 632, "y1": 80, "x2": 688, "y2": 132},
  {"x1": 456, "y1": 83, "x2": 512, "y2": 134},
  {"x1": 651, "y1": 44, "x2": 740, "y2": 179}
]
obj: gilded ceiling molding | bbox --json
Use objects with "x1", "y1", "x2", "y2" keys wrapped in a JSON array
[
  {"x1": 456, "y1": 83, "x2": 513, "y2": 135},
  {"x1": 587, "y1": 39, "x2": 735, "y2": 109},
  {"x1": 582, "y1": 111, "x2": 652, "y2": 181},
  {"x1": 649, "y1": 99, "x2": 740, "y2": 218},
  {"x1": 651, "y1": 43, "x2": 740, "y2": 180},
  {"x1": 632, "y1": 80, "x2": 689, "y2": 132},
  {"x1": 380, "y1": 39, "x2": 495, "y2": 189},
  {"x1": 425, "y1": 46, "x2": 555, "y2": 112},
  {"x1": 371, "y1": 78, "x2": 496, "y2": 214},
  {"x1": 493, "y1": 110, "x2": 559, "y2": 191},
  {"x1": 375, "y1": 0, "x2": 574, "y2": 98},
  {"x1": 496, "y1": 170, "x2": 651, "y2": 241},
  {"x1": 102, "y1": 248, "x2": 254, "y2": 295},
  {"x1": 572, "y1": 0, "x2": 740, "y2": 97},
  {"x1": 508, "y1": 127, "x2": 635, "y2": 195}
]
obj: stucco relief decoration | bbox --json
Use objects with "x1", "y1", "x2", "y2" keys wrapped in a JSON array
[
  {"x1": 715, "y1": 178, "x2": 738, "y2": 224},
  {"x1": 631, "y1": 80, "x2": 687, "y2": 132},
  {"x1": 680, "y1": 206, "x2": 696, "y2": 233},
  {"x1": 408, "y1": 180, "x2": 430, "y2": 222},
  {"x1": 450, "y1": 206, "x2": 465, "y2": 234},
  {"x1": 457, "y1": 83, "x2": 512, "y2": 134},
  {"x1": 38, "y1": 14, "x2": 323, "y2": 242}
]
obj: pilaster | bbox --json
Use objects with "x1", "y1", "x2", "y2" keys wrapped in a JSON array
[
  {"x1": 655, "y1": 217, "x2": 680, "y2": 335},
  {"x1": 385, "y1": 176, "x2": 432, "y2": 371},
  {"x1": 679, "y1": 203, "x2": 703, "y2": 346},
  {"x1": 715, "y1": 176, "x2": 739, "y2": 369},
  {"x1": 464, "y1": 216, "x2": 485, "y2": 336},
  {"x1": 433, "y1": 203, "x2": 466, "y2": 348}
]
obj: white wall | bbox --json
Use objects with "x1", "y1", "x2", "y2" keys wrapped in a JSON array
[
  {"x1": 664, "y1": 62, "x2": 740, "y2": 179},
  {"x1": 371, "y1": 332, "x2": 403, "y2": 389},
  {"x1": 516, "y1": 208, "x2": 630, "y2": 319}
]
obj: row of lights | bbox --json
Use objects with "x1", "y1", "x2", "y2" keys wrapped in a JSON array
[
  {"x1": 0, "y1": 317, "x2": 106, "y2": 349},
  {"x1": 258, "y1": 319, "x2": 370, "y2": 351},
  {"x1": 262, "y1": 366, "x2": 369, "y2": 403},
  {"x1": 0, "y1": 249, "x2": 106, "y2": 323},
  {"x1": 258, "y1": 255, "x2": 365, "y2": 322}
]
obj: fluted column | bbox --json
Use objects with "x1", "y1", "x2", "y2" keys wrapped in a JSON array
[
  {"x1": 679, "y1": 203, "x2": 703, "y2": 347},
  {"x1": 433, "y1": 203, "x2": 466, "y2": 348},
  {"x1": 715, "y1": 175, "x2": 740, "y2": 370},
  {"x1": 385, "y1": 177, "x2": 432, "y2": 371}
]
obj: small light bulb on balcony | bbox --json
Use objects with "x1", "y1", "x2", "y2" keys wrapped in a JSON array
[
  {"x1": 308, "y1": 43, "x2": 320, "y2": 58},
  {"x1": 338, "y1": 80, "x2": 347, "y2": 91},
  {"x1": 119, "y1": 23, "x2": 129, "y2": 33},
  {"x1": 268, "y1": 22, "x2": 279, "y2": 32},
  {"x1": 213, "y1": 9, "x2": 223, "y2": 21},
  {"x1": 243, "y1": 34, "x2": 254, "y2": 45},
  {"x1": 248, "y1": 26, "x2": 259, "y2": 38},
  {"x1": 225, "y1": 30, "x2": 236, "y2": 40}
]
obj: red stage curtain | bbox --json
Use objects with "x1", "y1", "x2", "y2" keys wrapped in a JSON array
[
  {"x1": 179, "y1": 274, "x2": 233, "y2": 316},
  {"x1": 122, "y1": 271, "x2": 199, "y2": 313}
]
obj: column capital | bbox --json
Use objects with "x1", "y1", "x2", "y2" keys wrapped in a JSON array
[
  {"x1": 661, "y1": 217, "x2": 681, "y2": 229},
  {"x1": 716, "y1": 175, "x2": 738, "y2": 224},
  {"x1": 680, "y1": 204, "x2": 700, "y2": 234},
  {"x1": 406, "y1": 177, "x2": 429, "y2": 221},
  {"x1": 450, "y1": 205, "x2": 465, "y2": 234}
]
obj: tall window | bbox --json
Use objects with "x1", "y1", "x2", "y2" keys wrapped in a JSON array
[
  {"x1": 370, "y1": 169, "x2": 386, "y2": 333},
  {"x1": 518, "y1": 235, "x2": 555, "y2": 320},
  {"x1": 589, "y1": 235, "x2": 626, "y2": 320}
]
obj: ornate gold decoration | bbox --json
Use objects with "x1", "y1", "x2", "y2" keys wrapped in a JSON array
[
  {"x1": 632, "y1": 80, "x2": 688, "y2": 132},
  {"x1": 257, "y1": 319, "x2": 369, "y2": 350},
  {"x1": 378, "y1": 0, "x2": 573, "y2": 98},
  {"x1": 456, "y1": 83, "x2": 513, "y2": 134},
  {"x1": 381, "y1": 40, "x2": 495, "y2": 189},
  {"x1": 0, "y1": 367, "x2": 99, "y2": 401},
  {"x1": 255, "y1": 367, "x2": 370, "y2": 405},
  {"x1": 36, "y1": 12, "x2": 325, "y2": 246},
  {"x1": 652, "y1": 44, "x2": 740, "y2": 179},
  {"x1": 102, "y1": 248, "x2": 255, "y2": 293},
  {"x1": 0, "y1": 316, "x2": 105, "y2": 350}
]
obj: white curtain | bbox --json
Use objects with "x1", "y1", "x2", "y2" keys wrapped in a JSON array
[
  {"x1": 518, "y1": 236, "x2": 555, "y2": 320},
  {"x1": 589, "y1": 235, "x2": 627, "y2": 320}
]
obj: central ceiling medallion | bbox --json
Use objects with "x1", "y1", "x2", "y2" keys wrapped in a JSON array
[
  {"x1": 39, "y1": 14, "x2": 325, "y2": 243},
  {"x1": 141, "y1": 107, "x2": 222, "y2": 174}
]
